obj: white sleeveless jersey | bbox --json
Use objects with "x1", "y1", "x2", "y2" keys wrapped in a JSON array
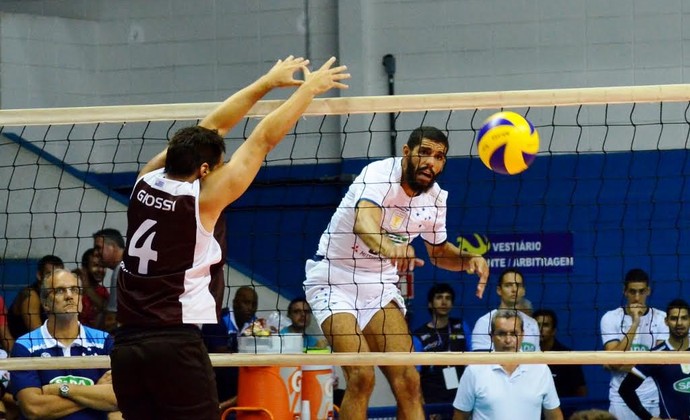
[
  {"x1": 600, "y1": 307, "x2": 669, "y2": 405},
  {"x1": 315, "y1": 157, "x2": 448, "y2": 282},
  {"x1": 119, "y1": 168, "x2": 222, "y2": 326}
]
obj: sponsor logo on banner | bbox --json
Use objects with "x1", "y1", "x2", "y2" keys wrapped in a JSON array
[{"x1": 456, "y1": 232, "x2": 574, "y2": 274}]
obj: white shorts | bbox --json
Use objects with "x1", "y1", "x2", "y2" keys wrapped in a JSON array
[
  {"x1": 609, "y1": 402, "x2": 659, "y2": 420},
  {"x1": 304, "y1": 258, "x2": 406, "y2": 331}
]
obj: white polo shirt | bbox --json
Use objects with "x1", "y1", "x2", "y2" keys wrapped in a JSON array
[
  {"x1": 453, "y1": 363, "x2": 560, "y2": 420},
  {"x1": 471, "y1": 309, "x2": 541, "y2": 352}
]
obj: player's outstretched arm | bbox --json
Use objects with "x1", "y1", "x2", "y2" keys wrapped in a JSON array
[
  {"x1": 425, "y1": 241, "x2": 489, "y2": 298},
  {"x1": 200, "y1": 55, "x2": 307, "y2": 137},
  {"x1": 138, "y1": 55, "x2": 307, "y2": 178},
  {"x1": 200, "y1": 57, "x2": 350, "y2": 221}
]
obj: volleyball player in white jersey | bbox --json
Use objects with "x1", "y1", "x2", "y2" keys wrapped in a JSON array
[
  {"x1": 600, "y1": 268, "x2": 668, "y2": 419},
  {"x1": 304, "y1": 126, "x2": 489, "y2": 420},
  {"x1": 111, "y1": 56, "x2": 350, "y2": 420}
]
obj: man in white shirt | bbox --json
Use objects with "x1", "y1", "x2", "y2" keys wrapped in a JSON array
[
  {"x1": 471, "y1": 268, "x2": 540, "y2": 352},
  {"x1": 453, "y1": 309, "x2": 563, "y2": 420},
  {"x1": 600, "y1": 268, "x2": 668, "y2": 419}
]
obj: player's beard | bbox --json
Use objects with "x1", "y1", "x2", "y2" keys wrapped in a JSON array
[{"x1": 404, "y1": 159, "x2": 438, "y2": 194}]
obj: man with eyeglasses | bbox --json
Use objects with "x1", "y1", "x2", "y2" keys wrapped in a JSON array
[
  {"x1": 452, "y1": 309, "x2": 563, "y2": 420},
  {"x1": 10, "y1": 269, "x2": 118, "y2": 419},
  {"x1": 600, "y1": 268, "x2": 668, "y2": 419}
]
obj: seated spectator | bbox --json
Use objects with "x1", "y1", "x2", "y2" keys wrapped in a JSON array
[
  {"x1": 280, "y1": 298, "x2": 328, "y2": 350},
  {"x1": 533, "y1": 309, "x2": 588, "y2": 397},
  {"x1": 8, "y1": 255, "x2": 63, "y2": 340},
  {"x1": 0, "y1": 294, "x2": 13, "y2": 354},
  {"x1": 471, "y1": 268, "x2": 541, "y2": 352},
  {"x1": 619, "y1": 298, "x2": 690, "y2": 420},
  {"x1": 412, "y1": 283, "x2": 470, "y2": 416},
  {"x1": 516, "y1": 298, "x2": 533, "y2": 317},
  {"x1": 10, "y1": 269, "x2": 118, "y2": 419},
  {"x1": 78, "y1": 248, "x2": 109, "y2": 329},
  {"x1": 92, "y1": 229, "x2": 124, "y2": 333},
  {"x1": 600, "y1": 268, "x2": 667, "y2": 419},
  {"x1": 453, "y1": 309, "x2": 562, "y2": 420},
  {"x1": 202, "y1": 286, "x2": 258, "y2": 411}
]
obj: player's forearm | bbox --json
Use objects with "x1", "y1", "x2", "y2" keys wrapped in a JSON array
[
  {"x1": 200, "y1": 76, "x2": 273, "y2": 136},
  {"x1": 247, "y1": 83, "x2": 321, "y2": 153},
  {"x1": 428, "y1": 243, "x2": 475, "y2": 271},
  {"x1": 618, "y1": 323, "x2": 640, "y2": 351},
  {"x1": 353, "y1": 216, "x2": 394, "y2": 257}
]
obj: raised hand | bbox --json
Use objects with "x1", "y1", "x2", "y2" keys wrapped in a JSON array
[
  {"x1": 263, "y1": 55, "x2": 309, "y2": 88},
  {"x1": 302, "y1": 56, "x2": 350, "y2": 95},
  {"x1": 466, "y1": 256, "x2": 489, "y2": 298}
]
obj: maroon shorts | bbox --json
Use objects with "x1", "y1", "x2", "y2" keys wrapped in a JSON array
[{"x1": 111, "y1": 326, "x2": 219, "y2": 420}]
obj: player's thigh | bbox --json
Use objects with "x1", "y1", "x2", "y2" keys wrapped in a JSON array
[
  {"x1": 152, "y1": 338, "x2": 219, "y2": 419},
  {"x1": 362, "y1": 301, "x2": 413, "y2": 353},
  {"x1": 320, "y1": 312, "x2": 372, "y2": 353}
]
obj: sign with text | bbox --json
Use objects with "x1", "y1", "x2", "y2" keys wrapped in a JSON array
[{"x1": 456, "y1": 232, "x2": 574, "y2": 274}]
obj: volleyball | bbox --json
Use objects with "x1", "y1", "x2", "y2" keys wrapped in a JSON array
[{"x1": 476, "y1": 111, "x2": 539, "y2": 175}]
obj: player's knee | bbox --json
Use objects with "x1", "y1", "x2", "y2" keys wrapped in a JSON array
[
  {"x1": 390, "y1": 367, "x2": 421, "y2": 398},
  {"x1": 345, "y1": 366, "x2": 376, "y2": 396}
]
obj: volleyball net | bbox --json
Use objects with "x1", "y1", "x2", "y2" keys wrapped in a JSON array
[{"x1": 1, "y1": 84, "x2": 690, "y2": 384}]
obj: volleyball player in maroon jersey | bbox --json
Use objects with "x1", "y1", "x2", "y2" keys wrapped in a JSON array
[{"x1": 110, "y1": 56, "x2": 350, "y2": 419}]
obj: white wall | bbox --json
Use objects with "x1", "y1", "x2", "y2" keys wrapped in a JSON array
[{"x1": 1, "y1": 0, "x2": 687, "y2": 107}]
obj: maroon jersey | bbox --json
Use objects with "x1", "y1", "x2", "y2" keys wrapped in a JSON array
[{"x1": 118, "y1": 169, "x2": 222, "y2": 327}]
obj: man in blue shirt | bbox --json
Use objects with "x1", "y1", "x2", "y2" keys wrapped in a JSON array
[
  {"x1": 619, "y1": 298, "x2": 690, "y2": 420},
  {"x1": 10, "y1": 269, "x2": 116, "y2": 420}
]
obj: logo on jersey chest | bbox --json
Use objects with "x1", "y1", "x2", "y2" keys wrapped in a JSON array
[
  {"x1": 389, "y1": 209, "x2": 407, "y2": 230},
  {"x1": 672, "y1": 377, "x2": 690, "y2": 393},
  {"x1": 50, "y1": 375, "x2": 95, "y2": 386}
]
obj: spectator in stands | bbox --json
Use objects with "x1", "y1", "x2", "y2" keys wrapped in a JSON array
[
  {"x1": 533, "y1": 308, "x2": 588, "y2": 397},
  {"x1": 412, "y1": 283, "x2": 470, "y2": 417},
  {"x1": 0, "y1": 295, "x2": 13, "y2": 354},
  {"x1": 10, "y1": 269, "x2": 118, "y2": 419},
  {"x1": 453, "y1": 309, "x2": 563, "y2": 420},
  {"x1": 92, "y1": 228, "x2": 124, "y2": 332},
  {"x1": 280, "y1": 297, "x2": 328, "y2": 350},
  {"x1": 77, "y1": 248, "x2": 109, "y2": 329},
  {"x1": 8, "y1": 254, "x2": 63, "y2": 341},
  {"x1": 471, "y1": 268, "x2": 540, "y2": 352},
  {"x1": 600, "y1": 268, "x2": 667, "y2": 419},
  {"x1": 202, "y1": 286, "x2": 259, "y2": 411},
  {"x1": 619, "y1": 298, "x2": 690, "y2": 420},
  {"x1": 516, "y1": 297, "x2": 533, "y2": 317}
]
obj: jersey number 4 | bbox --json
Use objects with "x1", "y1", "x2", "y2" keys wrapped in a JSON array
[{"x1": 129, "y1": 219, "x2": 159, "y2": 274}]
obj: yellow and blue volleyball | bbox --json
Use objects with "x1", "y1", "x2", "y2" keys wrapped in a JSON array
[{"x1": 476, "y1": 111, "x2": 539, "y2": 175}]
